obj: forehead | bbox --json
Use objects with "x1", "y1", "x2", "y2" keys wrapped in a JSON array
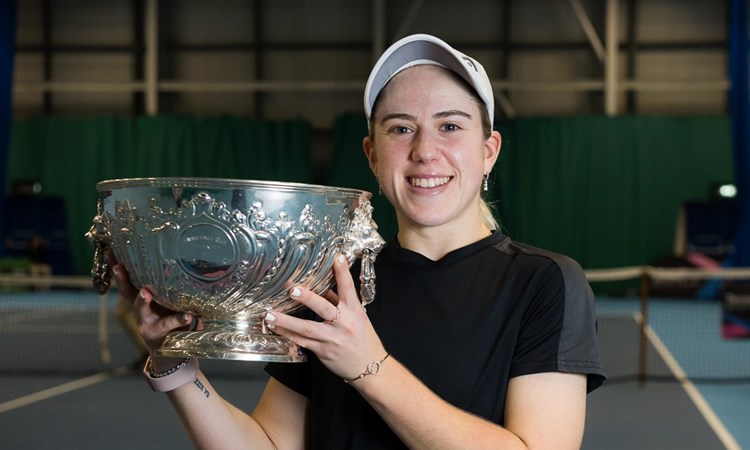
[{"x1": 374, "y1": 65, "x2": 480, "y2": 114}]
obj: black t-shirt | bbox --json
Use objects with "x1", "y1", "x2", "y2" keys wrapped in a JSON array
[{"x1": 265, "y1": 232, "x2": 606, "y2": 449}]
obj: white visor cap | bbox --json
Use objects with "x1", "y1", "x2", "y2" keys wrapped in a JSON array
[{"x1": 364, "y1": 34, "x2": 494, "y2": 125}]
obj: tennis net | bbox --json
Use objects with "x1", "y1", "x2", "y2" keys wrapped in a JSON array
[
  {"x1": 590, "y1": 266, "x2": 750, "y2": 383},
  {"x1": 0, "y1": 274, "x2": 266, "y2": 378},
  {"x1": 2, "y1": 266, "x2": 749, "y2": 382}
]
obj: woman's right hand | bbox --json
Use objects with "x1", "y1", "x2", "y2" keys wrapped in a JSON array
[{"x1": 109, "y1": 253, "x2": 194, "y2": 355}]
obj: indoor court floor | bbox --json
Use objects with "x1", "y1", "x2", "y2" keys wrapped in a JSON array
[
  {"x1": 1, "y1": 292, "x2": 749, "y2": 449},
  {"x1": 0, "y1": 366, "x2": 748, "y2": 449}
]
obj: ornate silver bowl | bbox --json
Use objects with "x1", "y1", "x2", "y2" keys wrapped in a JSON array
[{"x1": 86, "y1": 177, "x2": 384, "y2": 362}]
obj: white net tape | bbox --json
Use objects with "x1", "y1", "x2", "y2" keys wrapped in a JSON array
[{"x1": 585, "y1": 266, "x2": 750, "y2": 282}]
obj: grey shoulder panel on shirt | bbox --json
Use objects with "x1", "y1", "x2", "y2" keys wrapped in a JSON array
[{"x1": 493, "y1": 238, "x2": 607, "y2": 384}]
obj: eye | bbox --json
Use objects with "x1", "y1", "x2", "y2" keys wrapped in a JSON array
[
  {"x1": 440, "y1": 122, "x2": 460, "y2": 132},
  {"x1": 388, "y1": 125, "x2": 413, "y2": 135}
]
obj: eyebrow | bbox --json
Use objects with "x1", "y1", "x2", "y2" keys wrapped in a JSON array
[
  {"x1": 379, "y1": 113, "x2": 416, "y2": 126},
  {"x1": 434, "y1": 110, "x2": 473, "y2": 120},
  {"x1": 379, "y1": 110, "x2": 473, "y2": 126}
]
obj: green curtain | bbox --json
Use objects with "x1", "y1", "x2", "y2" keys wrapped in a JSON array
[
  {"x1": 328, "y1": 114, "x2": 734, "y2": 269},
  {"x1": 493, "y1": 116, "x2": 733, "y2": 268},
  {"x1": 6, "y1": 115, "x2": 314, "y2": 275},
  {"x1": 6, "y1": 114, "x2": 733, "y2": 275}
]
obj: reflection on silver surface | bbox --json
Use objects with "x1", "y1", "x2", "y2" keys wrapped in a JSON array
[{"x1": 87, "y1": 178, "x2": 384, "y2": 362}]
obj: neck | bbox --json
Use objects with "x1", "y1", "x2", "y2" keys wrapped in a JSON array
[{"x1": 396, "y1": 221, "x2": 492, "y2": 261}]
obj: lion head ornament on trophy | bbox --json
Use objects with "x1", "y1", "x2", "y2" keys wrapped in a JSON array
[{"x1": 86, "y1": 178, "x2": 385, "y2": 363}]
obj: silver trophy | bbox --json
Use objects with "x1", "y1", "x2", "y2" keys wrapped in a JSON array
[{"x1": 86, "y1": 178, "x2": 385, "y2": 363}]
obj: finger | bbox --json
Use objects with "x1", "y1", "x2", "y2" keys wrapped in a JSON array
[
  {"x1": 264, "y1": 312, "x2": 320, "y2": 348},
  {"x1": 322, "y1": 288, "x2": 340, "y2": 306},
  {"x1": 105, "y1": 249, "x2": 118, "y2": 267},
  {"x1": 112, "y1": 264, "x2": 139, "y2": 302},
  {"x1": 288, "y1": 285, "x2": 340, "y2": 323},
  {"x1": 331, "y1": 253, "x2": 357, "y2": 307},
  {"x1": 135, "y1": 289, "x2": 192, "y2": 333}
]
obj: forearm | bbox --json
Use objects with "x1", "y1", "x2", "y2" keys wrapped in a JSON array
[
  {"x1": 161, "y1": 369, "x2": 275, "y2": 450},
  {"x1": 352, "y1": 357, "x2": 527, "y2": 450}
]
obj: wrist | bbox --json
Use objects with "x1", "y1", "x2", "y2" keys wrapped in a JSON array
[
  {"x1": 149, "y1": 355, "x2": 187, "y2": 372},
  {"x1": 344, "y1": 352, "x2": 391, "y2": 384},
  {"x1": 143, "y1": 355, "x2": 199, "y2": 392}
]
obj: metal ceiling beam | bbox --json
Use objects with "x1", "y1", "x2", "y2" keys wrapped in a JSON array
[
  {"x1": 132, "y1": 0, "x2": 145, "y2": 114},
  {"x1": 496, "y1": 0, "x2": 516, "y2": 119},
  {"x1": 626, "y1": 0, "x2": 638, "y2": 113},
  {"x1": 372, "y1": 0, "x2": 386, "y2": 64},
  {"x1": 569, "y1": 0, "x2": 606, "y2": 63},
  {"x1": 393, "y1": 0, "x2": 425, "y2": 41},
  {"x1": 11, "y1": 0, "x2": 728, "y2": 117},
  {"x1": 254, "y1": 0, "x2": 264, "y2": 117},
  {"x1": 144, "y1": 0, "x2": 158, "y2": 115},
  {"x1": 12, "y1": 78, "x2": 729, "y2": 94},
  {"x1": 605, "y1": 0, "x2": 619, "y2": 116},
  {"x1": 42, "y1": 0, "x2": 52, "y2": 113}
]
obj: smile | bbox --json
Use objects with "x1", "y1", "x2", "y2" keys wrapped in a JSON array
[{"x1": 408, "y1": 177, "x2": 451, "y2": 188}]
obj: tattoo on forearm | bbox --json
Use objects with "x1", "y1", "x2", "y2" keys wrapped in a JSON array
[{"x1": 193, "y1": 378, "x2": 210, "y2": 398}]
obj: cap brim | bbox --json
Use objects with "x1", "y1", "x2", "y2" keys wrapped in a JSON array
[{"x1": 364, "y1": 34, "x2": 494, "y2": 123}]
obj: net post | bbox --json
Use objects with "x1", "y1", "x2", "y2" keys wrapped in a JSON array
[{"x1": 638, "y1": 269, "x2": 650, "y2": 386}]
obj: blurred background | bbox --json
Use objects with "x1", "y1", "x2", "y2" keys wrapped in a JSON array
[
  {"x1": 1, "y1": 1, "x2": 749, "y2": 449},
  {"x1": 1, "y1": 0, "x2": 744, "y2": 276}
]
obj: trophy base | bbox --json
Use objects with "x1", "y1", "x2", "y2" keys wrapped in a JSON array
[{"x1": 155, "y1": 327, "x2": 306, "y2": 363}]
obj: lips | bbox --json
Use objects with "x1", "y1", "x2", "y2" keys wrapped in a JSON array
[{"x1": 408, "y1": 176, "x2": 451, "y2": 188}]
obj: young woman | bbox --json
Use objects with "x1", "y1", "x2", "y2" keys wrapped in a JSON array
[{"x1": 116, "y1": 34, "x2": 605, "y2": 449}]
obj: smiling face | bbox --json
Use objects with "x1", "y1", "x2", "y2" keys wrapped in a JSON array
[{"x1": 363, "y1": 65, "x2": 501, "y2": 240}]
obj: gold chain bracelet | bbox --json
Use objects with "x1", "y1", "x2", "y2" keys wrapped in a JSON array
[{"x1": 344, "y1": 352, "x2": 390, "y2": 384}]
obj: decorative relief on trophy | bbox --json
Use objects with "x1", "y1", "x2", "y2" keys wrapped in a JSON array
[{"x1": 86, "y1": 178, "x2": 385, "y2": 362}]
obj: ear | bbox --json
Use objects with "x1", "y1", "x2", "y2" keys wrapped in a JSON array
[
  {"x1": 483, "y1": 130, "x2": 502, "y2": 174},
  {"x1": 363, "y1": 136, "x2": 378, "y2": 175}
]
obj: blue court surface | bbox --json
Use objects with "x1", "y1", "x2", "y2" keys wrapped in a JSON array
[{"x1": 594, "y1": 296, "x2": 750, "y2": 449}]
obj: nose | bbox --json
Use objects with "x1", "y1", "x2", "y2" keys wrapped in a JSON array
[{"x1": 410, "y1": 130, "x2": 438, "y2": 163}]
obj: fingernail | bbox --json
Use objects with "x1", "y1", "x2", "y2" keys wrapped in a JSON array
[
  {"x1": 337, "y1": 254, "x2": 346, "y2": 265},
  {"x1": 112, "y1": 266, "x2": 120, "y2": 278},
  {"x1": 265, "y1": 312, "x2": 276, "y2": 322},
  {"x1": 290, "y1": 287, "x2": 301, "y2": 298},
  {"x1": 181, "y1": 313, "x2": 191, "y2": 323}
]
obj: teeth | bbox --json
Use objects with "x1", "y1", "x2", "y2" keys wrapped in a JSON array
[{"x1": 409, "y1": 177, "x2": 450, "y2": 188}]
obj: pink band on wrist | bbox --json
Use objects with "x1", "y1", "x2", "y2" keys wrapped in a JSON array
[{"x1": 142, "y1": 356, "x2": 199, "y2": 392}]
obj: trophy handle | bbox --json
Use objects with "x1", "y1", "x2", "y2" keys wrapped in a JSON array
[
  {"x1": 85, "y1": 198, "x2": 113, "y2": 295},
  {"x1": 344, "y1": 201, "x2": 386, "y2": 308},
  {"x1": 359, "y1": 248, "x2": 378, "y2": 307}
]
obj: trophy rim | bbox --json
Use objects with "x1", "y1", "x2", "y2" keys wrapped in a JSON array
[{"x1": 95, "y1": 177, "x2": 372, "y2": 199}]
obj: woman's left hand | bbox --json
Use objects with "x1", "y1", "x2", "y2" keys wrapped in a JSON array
[{"x1": 264, "y1": 254, "x2": 386, "y2": 381}]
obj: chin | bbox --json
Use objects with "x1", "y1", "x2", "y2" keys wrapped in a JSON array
[{"x1": 401, "y1": 211, "x2": 450, "y2": 228}]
